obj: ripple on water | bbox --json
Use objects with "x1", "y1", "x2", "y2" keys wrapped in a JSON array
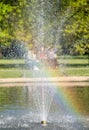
[{"x1": 0, "y1": 115, "x2": 89, "y2": 130}]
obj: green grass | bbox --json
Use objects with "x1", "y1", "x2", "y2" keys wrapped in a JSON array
[
  {"x1": 0, "y1": 56, "x2": 89, "y2": 78},
  {"x1": 65, "y1": 67, "x2": 89, "y2": 76},
  {"x1": 0, "y1": 59, "x2": 25, "y2": 64},
  {"x1": 0, "y1": 69, "x2": 23, "y2": 78},
  {"x1": 0, "y1": 69, "x2": 65, "y2": 78}
]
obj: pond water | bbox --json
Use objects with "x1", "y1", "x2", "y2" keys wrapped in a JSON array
[{"x1": 0, "y1": 85, "x2": 89, "y2": 130}]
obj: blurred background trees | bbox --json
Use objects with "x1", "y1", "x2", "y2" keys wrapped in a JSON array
[{"x1": 0, "y1": 0, "x2": 89, "y2": 58}]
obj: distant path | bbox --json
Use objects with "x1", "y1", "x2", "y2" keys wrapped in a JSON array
[{"x1": 0, "y1": 76, "x2": 89, "y2": 87}]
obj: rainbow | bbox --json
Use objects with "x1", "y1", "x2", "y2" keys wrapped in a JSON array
[
  {"x1": 32, "y1": 64, "x2": 88, "y2": 118},
  {"x1": 28, "y1": 60, "x2": 89, "y2": 123}
]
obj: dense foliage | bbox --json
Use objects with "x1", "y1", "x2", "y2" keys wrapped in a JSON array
[
  {"x1": 62, "y1": 0, "x2": 89, "y2": 55},
  {"x1": 0, "y1": 0, "x2": 89, "y2": 57}
]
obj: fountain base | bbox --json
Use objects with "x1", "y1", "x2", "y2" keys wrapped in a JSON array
[{"x1": 41, "y1": 121, "x2": 47, "y2": 126}]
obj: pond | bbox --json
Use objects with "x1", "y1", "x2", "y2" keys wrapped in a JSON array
[{"x1": 0, "y1": 85, "x2": 89, "y2": 130}]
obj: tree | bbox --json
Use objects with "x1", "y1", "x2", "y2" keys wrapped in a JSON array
[
  {"x1": 0, "y1": 0, "x2": 89, "y2": 58},
  {"x1": 61, "y1": 0, "x2": 89, "y2": 55},
  {"x1": 0, "y1": 0, "x2": 32, "y2": 56}
]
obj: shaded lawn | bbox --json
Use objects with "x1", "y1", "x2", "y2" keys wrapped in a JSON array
[{"x1": 0, "y1": 57, "x2": 88, "y2": 66}]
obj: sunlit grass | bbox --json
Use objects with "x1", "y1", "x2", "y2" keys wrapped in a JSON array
[
  {"x1": 0, "y1": 69, "x2": 23, "y2": 78},
  {"x1": 0, "y1": 67, "x2": 89, "y2": 78},
  {"x1": 0, "y1": 68, "x2": 63, "y2": 78},
  {"x1": 65, "y1": 67, "x2": 89, "y2": 76},
  {"x1": 0, "y1": 59, "x2": 25, "y2": 64}
]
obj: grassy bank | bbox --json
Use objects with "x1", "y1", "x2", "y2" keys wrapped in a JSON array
[{"x1": 0, "y1": 56, "x2": 89, "y2": 78}]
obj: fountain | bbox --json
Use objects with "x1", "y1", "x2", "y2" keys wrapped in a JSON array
[
  {"x1": 23, "y1": 0, "x2": 69, "y2": 124},
  {"x1": 0, "y1": 0, "x2": 89, "y2": 130}
]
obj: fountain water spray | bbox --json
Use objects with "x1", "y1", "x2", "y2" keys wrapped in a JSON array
[
  {"x1": 27, "y1": 81, "x2": 56, "y2": 126},
  {"x1": 31, "y1": 0, "x2": 49, "y2": 125},
  {"x1": 25, "y1": 0, "x2": 71, "y2": 126}
]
